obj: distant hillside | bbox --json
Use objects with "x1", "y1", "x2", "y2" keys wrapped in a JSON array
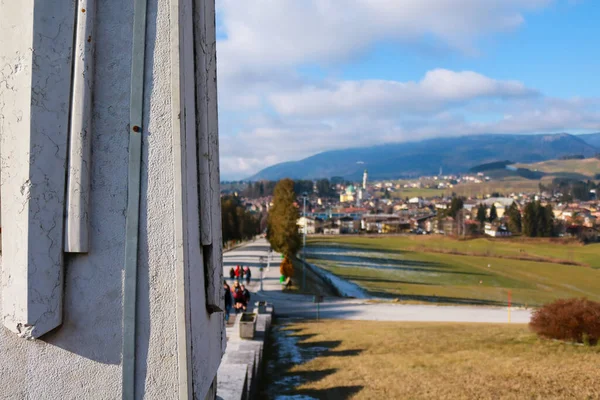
[
  {"x1": 578, "y1": 133, "x2": 600, "y2": 149},
  {"x1": 249, "y1": 133, "x2": 599, "y2": 181},
  {"x1": 514, "y1": 158, "x2": 600, "y2": 180}
]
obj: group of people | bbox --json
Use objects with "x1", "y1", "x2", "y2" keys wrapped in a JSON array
[
  {"x1": 223, "y1": 265, "x2": 253, "y2": 322},
  {"x1": 229, "y1": 265, "x2": 251, "y2": 285}
]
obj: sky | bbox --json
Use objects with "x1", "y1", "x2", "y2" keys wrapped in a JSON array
[{"x1": 215, "y1": 0, "x2": 600, "y2": 180}]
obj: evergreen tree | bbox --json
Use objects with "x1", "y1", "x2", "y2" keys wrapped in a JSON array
[
  {"x1": 316, "y1": 179, "x2": 334, "y2": 198},
  {"x1": 542, "y1": 204, "x2": 555, "y2": 237},
  {"x1": 476, "y1": 204, "x2": 487, "y2": 227},
  {"x1": 489, "y1": 204, "x2": 498, "y2": 222},
  {"x1": 523, "y1": 202, "x2": 537, "y2": 237},
  {"x1": 535, "y1": 201, "x2": 546, "y2": 237},
  {"x1": 506, "y1": 203, "x2": 522, "y2": 234},
  {"x1": 449, "y1": 197, "x2": 464, "y2": 218},
  {"x1": 221, "y1": 195, "x2": 260, "y2": 244},
  {"x1": 293, "y1": 180, "x2": 313, "y2": 196},
  {"x1": 267, "y1": 179, "x2": 302, "y2": 257}
]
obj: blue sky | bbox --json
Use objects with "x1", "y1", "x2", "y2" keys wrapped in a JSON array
[{"x1": 215, "y1": 0, "x2": 600, "y2": 180}]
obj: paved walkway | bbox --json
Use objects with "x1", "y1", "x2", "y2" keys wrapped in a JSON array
[{"x1": 223, "y1": 238, "x2": 532, "y2": 324}]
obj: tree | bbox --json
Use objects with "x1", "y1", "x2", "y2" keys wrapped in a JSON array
[
  {"x1": 449, "y1": 197, "x2": 464, "y2": 218},
  {"x1": 523, "y1": 202, "x2": 537, "y2": 237},
  {"x1": 522, "y1": 201, "x2": 554, "y2": 238},
  {"x1": 476, "y1": 204, "x2": 487, "y2": 227},
  {"x1": 221, "y1": 195, "x2": 260, "y2": 244},
  {"x1": 489, "y1": 204, "x2": 498, "y2": 222},
  {"x1": 267, "y1": 179, "x2": 302, "y2": 257},
  {"x1": 293, "y1": 180, "x2": 313, "y2": 196},
  {"x1": 506, "y1": 203, "x2": 522, "y2": 234},
  {"x1": 316, "y1": 179, "x2": 335, "y2": 198},
  {"x1": 280, "y1": 256, "x2": 294, "y2": 278},
  {"x1": 542, "y1": 204, "x2": 555, "y2": 237},
  {"x1": 221, "y1": 196, "x2": 241, "y2": 243}
]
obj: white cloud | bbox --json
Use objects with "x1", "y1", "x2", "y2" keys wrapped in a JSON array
[
  {"x1": 268, "y1": 69, "x2": 537, "y2": 118},
  {"x1": 217, "y1": 0, "x2": 551, "y2": 79},
  {"x1": 214, "y1": 0, "x2": 599, "y2": 180}
]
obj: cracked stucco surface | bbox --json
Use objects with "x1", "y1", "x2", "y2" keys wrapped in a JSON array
[
  {"x1": 1, "y1": 0, "x2": 224, "y2": 398},
  {"x1": 1, "y1": 0, "x2": 75, "y2": 340}
]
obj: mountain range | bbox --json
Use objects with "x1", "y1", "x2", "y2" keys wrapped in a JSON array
[{"x1": 248, "y1": 133, "x2": 600, "y2": 181}]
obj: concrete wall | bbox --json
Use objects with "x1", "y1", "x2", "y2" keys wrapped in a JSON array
[{"x1": 0, "y1": 0, "x2": 224, "y2": 398}]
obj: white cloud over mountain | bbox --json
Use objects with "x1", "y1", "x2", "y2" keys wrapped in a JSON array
[
  {"x1": 215, "y1": 0, "x2": 599, "y2": 179},
  {"x1": 269, "y1": 70, "x2": 538, "y2": 118}
]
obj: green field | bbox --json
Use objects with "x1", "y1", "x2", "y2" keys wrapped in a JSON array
[{"x1": 306, "y1": 236, "x2": 600, "y2": 306}]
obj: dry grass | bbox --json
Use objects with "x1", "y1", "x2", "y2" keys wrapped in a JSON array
[
  {"x1": 268, "y1": 320, "x2": 600, "y2": 400},
  {"x1": 515, "y1": 158, "x2": 600, "y2": 178}
]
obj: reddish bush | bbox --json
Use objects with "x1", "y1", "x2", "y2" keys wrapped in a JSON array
[
  {"x1": 530, "y1": 298, "x2": 600, "y2": 345},
  {"x1": 280, "y1": 256, "x2": 294, "y2": 278}
]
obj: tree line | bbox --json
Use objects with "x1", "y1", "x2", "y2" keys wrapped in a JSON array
[
  {"x1": 444, "y1": 196, "x2": 556, "y2": 237},
  {"x1": 539, "y1": 179, "x2": 597, "y2": 202},
  {"x1": 221, "y1": 195, "x2": 261, "y2": 245},
  {"x1": 481, "y1": 201, "x2": 554, "y2": 237},
  {"x1": 241, "y1": 178, "x2": 342, "y2": 199}
]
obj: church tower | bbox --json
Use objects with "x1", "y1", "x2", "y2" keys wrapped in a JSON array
[{"x1": 362, "y1": 169, "x2": 368, "y2": 189}]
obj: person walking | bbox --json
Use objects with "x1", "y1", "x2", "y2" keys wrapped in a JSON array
[
  {"x1": 240, "y1": 284, "x2": 251, "y2": 312},
  {"x1": 245, "y1": 266, "x2": 251, "y2": 285},
  {"x1": 223, "y1": 281, "x2": 233, "y2": 322},
  {"x1": 229, "y1": 267, "x2": 235, "y2": 282},
  {"x1": 233, "y1": 281, "x2": 244, "y2": 313},
  {"x1": 234, "y1": 265, "x2": 241, "y2": 281}
]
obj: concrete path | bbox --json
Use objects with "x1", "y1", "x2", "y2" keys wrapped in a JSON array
[{"x1": 223, "y1": 238, "x2": 532, "y2": 324}]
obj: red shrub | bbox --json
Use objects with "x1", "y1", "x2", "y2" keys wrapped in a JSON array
[
  {"x1": 530, "y1": 298, "x2": 600, "y2": 345},
  {"x1": 280, "y1": 256, "x2": 294, "y2": 278}
]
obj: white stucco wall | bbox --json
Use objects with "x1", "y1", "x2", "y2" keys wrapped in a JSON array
[{"x1": 0, "y1": 0, "x2": 224, "y2": 398}]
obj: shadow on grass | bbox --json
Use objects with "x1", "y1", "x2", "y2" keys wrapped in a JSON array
[
  {"x1": 290, "y1": 368, "x2": 338, "y2": 383},
  {"x1": 320, "y1": 349, "x2": 364, "y2": 357},
  {"x1": 259, "y1": 320, "x2": 365, "y2": 399},
  {"x1": 287, "y1": 333, "x2": 318, "y2": 342},
  {"x1": 297, "y1": 340, "x2": 342, "y2": 350},
  {"x1": 293, "y1": 385, "x2": 363, "y2": 399}
]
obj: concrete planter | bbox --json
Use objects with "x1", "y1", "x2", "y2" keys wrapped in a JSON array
[
  {"x1": 255, "y1": 301, "x2": 268, "y2": 314},
  {"x1": 239, "y1": 313, "x2": 257, "y2": 339}
]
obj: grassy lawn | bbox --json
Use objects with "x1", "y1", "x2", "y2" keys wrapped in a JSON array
[
  {"x1": 284, "y1": 256, "x2": 338, "y2": 297},
  {"x1": 262, "y1": 320, "x2": 600, "y2": 400},
  {"x1": 306, "y1": 236, "x2": 600, "y2": 306}
]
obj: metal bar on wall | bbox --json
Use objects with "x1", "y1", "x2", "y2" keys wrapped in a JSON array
[{"x1": 122, "y1": 0, "x2": 148, "y2": 396}]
